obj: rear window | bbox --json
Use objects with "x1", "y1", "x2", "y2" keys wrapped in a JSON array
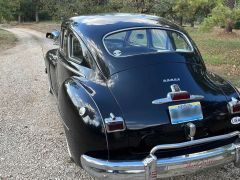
[{"x1": 104, "y1": 28, "x2": 193, "y2": 57}]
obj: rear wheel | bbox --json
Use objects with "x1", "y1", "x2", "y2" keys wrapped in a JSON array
[{"x1": 65, "y1": 136, "x2": 74, "y2": 162}]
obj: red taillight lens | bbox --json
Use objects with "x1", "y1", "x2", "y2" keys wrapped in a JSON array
[
  {"x1": 232, "y1": 103, "x2": 240, "y2": 113},
  {"x1": 106, "y1": 121, "x2": 125, "y2": 132},
  {"x1": 228, "y1": 98, "x2": 240, "y2": 114},
  {"x1": 170, "y1": 91, "x2": 190, "y2": 101},
  {"x1": 105, "y1": 114, "x2": 126, "y2": 133}
]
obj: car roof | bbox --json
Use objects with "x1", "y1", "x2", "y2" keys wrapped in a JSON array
[
  {"x1": 61, "y1": 13, "x2": 190, "y2": 77},
  {"x1": 65, "y1": 13, "x2": 181, "y2": 38}
]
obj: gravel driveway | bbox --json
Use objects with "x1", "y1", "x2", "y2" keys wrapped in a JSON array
[
  {"x1": 0, "y1": 28, "x2": 93, "y2": 180},
  {"x1": 0, "y1": 27, "x2": 240, "y2": 180}
]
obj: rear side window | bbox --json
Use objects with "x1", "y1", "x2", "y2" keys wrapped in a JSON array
[
  {"x1": 172, "y1": 32, "x2": 192, "y2": 52},
  {"x1": 68, "y1": 33, "x2": 92, "y2": 69},
  {"x1": 103, "y1": 28, "x2": 193, "y2": 57},
  {"x1": 69, "y1": 34, "x2": 83, "y2": 61}
]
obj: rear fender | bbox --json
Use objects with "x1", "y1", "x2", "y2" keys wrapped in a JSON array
[{"x1": 57, "y1": 76, "x2": 127, "y2": 159}]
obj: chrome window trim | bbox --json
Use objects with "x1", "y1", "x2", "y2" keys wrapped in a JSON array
[
  {"x1": 60, "y1": 28, "x2": 68, "y2": 55},
  {"x1": 102, "y1": 27, "x2": 194, "y2": 58},
  {"x1": 69, "y1": 25, "x2": 108, "y2": 79},
  {"x1": 60, "y1": 28, "x2": 64, "y2": 51}
]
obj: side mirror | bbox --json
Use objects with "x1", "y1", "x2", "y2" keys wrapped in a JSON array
[
  {"x1": 46, "y1": 30, "x2": 60, "y2": 45},
  {"x1": 46, "y1": 30, "x2": 60, "y2": 40}
]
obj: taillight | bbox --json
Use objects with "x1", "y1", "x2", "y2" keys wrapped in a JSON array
[
  {"x1": 170, "y1": 91, "x2": 190, "y2": 101},
  {"x1": 152, "y1": 84, "x2": 204, "y2": 105},
  {"x1": 228, "y1": 97, "x2": 240, "y2": 114},
  {"x1": 232, "y1": 103, "x2": 240, "y2": 113},
  {"x1": 105, "y1": 113, "x2": 126, "y2": 133},
  {"x1": 168, "y1": 84, "x2": 191, "y2": 101},
  {"x1": 106, "y1": 121, "x2": 125, "y2": 132}
]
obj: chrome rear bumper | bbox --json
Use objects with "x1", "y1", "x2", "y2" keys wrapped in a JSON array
[{"x1": 81, "y1": 131, "x2": 240, "y2": 180}]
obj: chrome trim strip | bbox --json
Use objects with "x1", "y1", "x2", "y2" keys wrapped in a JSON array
[
  {"x1": 58, "y1": 58, "x2": 86, "y2": 78},
  {"x1": 81, "y1": 131, "x2": 240, "y2": 180},
  {"x1": 102, "y1": 26, "x2": 194, "y2": 58},
  {"x1": 152, "y1": 95, "x2": 204, "y2": 104}
]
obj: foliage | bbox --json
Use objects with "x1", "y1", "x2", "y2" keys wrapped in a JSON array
[
  {"x1": 202, "y1": 0, "x2": 240, "y2": 32},
  {"x1": 0, "y1": 0, "x2": 239, "y2": 29},
  {"x1": 172, "y1": 0, "x2": 220, "y2": 26},
  {"x1": 0, "y1": 0, "x2": 20, "y2": 22},
  {"x1": 235, "y1": 20, "x2": 240, "y2": 29},
  {"x1": 40, "y1": 0, "x2": 109, "y2": 20}
]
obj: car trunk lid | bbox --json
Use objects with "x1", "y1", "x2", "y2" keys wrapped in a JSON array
[{"x1": 108, "y1": 61, "x2": 232, "y2": 153}]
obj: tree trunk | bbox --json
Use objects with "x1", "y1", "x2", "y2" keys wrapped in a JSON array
[
  {"x1": 225, "y1": 20, "x2": 234, "y2": 32},
  {"x1": 35, "y1": 1, "x2": 39, "y2": 23},
  {"x1": 190, "y1": 20, "x2": 194, "y2": 27},
  {"x1": 35, "y1": 9, "x2": 39, "y2": 23},
  {"x1": 224, "y1": 0, "x2": 236, "y2": 32},
  {"x1": 18, "y1": 15, "x2": 21, "y2": 23},
  {"x1": 179, "y1": 16, "x2": 183, "y2": 26}
]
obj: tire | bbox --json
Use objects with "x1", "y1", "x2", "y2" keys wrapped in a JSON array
[
  {"x1": 65, "y1": 136, "x2": 74, "y2": 162},
  {"x1": 64, "y1": 126, "x2": 82, "y2": 166}
]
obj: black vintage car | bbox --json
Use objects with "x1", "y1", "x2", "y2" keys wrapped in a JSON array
[{"x1": 44, "y1": 14, "x2": 240, "y2": 179}]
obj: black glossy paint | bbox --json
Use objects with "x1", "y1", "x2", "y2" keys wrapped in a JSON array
[{"x1": 44, "y1": 13, "x2": 240, "y2": 163}]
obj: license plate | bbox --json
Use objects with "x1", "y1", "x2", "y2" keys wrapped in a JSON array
[{"x1": 169, "y1": 102, "x2": 203, "y2": 124}]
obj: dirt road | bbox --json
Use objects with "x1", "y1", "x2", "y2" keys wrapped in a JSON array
[{"x1": 0, "y1": 27, "x2": 239, "y2": 180}]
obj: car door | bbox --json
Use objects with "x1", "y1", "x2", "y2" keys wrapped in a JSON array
[
  {"x1": 56, "y1": 29, "x2": 95, "y2": 96},
  {"x1": 49, "y1": 30, "x2": 66, "y2": 95}
]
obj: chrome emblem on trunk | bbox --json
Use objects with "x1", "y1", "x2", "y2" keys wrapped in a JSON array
[{"x1": 163, "y1": 78, "x2": 180, "y2": 83}]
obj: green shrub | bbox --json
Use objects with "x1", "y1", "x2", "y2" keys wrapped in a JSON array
[{"x1": 234, "y1": 20, "x2": 240, "y2": 29}]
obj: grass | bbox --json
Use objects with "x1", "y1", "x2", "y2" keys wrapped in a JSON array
[
  {"x1": 16, "y1": 22, "x2": 60, "y2": 33},
  {"x1": 0, "y1": 29, "x2": 17, "y2": 52},
  {"x1": 185, "y1": 27, "x2": 240, "y2": 87}
]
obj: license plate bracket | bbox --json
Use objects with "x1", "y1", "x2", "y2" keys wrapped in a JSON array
[{"x1": 169, "y1": 102, "x2": 203, "y2": 125}]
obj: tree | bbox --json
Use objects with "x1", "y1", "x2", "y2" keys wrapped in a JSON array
[
  {"x1": 40, "y1": 0, "x2": 107, "y2": 20},
  {"x1": 151, "y1": 0, "x2": 176, "y2": 19},
  {"x1": 0, "y1": 0, "x2": 20, "y2": 22},
  {"x1": 173, "y1": 0, "x2": 219, "y2": 27},
  {"x1": 202, "y1": 0, "x2": 240, "y2": 32},
  {"x1": 32, "y1": 0, "x2": 41, "y2": 23},
  {"x1": 225, "y1": 0, "x2": 237, "y2": 31}
]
